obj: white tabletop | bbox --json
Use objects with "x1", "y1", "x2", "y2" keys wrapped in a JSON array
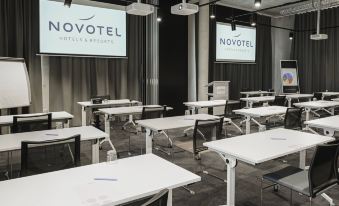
[
  {"x1": 233, "y1": 106, "x2": 287, "y2": 118},
  {"x1": 294, "y1": 100, "x2": 339, "y2": 109},
  {"x1": 0, "y1": 126, "x2": 108, "y2": 152},
  {"x1": 285, "y1": 93, "x2": 313, "y2": 99},
  {"x1": 305, "y1": 115, "x2": 339, "y2": 131},
  {"x1": 0, "y1": 111, "x2": 73, "y2": 126},
  {"x1": 0, "y1": 154, "x2": 200, "y2": 206},
  {"x1": 136, "y1": 114, "x2": 226, "y2": 131},
  {"x1": 204, "y1": 128, "x2": 334, "y2": 165},
  {"x1": 99, "y1": 105, "x2": 173, "y2": 116},
  {"x1": 322, "y1": 92, "x2": 339, "y2": 96},
  {"x1": 332, "y1": 98, "x2": 339, "y2": 102},
  {"x1": 240, "y1": 96, "x2": 274, "y2": 103},
  {"x1": 77, "y1": 99, "x2": 140, "y2": 107},
  {"x1": 183, "y1": 100, "x2": 239, "y2": 108},
  {"x1": 240, "y1": 91, "x2": 274, "y2": 95}
]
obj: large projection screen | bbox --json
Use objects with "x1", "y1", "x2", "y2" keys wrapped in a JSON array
[
  {"x1": 216, "y1": 22, "x2": 256, "y2": 63},
  {"x1": 39, "y1": 0, "x2": 127, "y2": 57}
]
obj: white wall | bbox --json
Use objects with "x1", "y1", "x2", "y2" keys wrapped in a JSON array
[{"x1": 271, "y1": 16, "x2": 295, "y2": 94}]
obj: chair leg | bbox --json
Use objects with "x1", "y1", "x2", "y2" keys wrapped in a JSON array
[
  {"x1": 260, "y1": 178, "x2": 264, "y2": 206},
  {"x1": 290, "y1": 189, "x2": 293, "y2": 206}
]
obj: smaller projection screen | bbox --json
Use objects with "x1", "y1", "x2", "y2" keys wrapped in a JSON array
[
  {"x1": 216, "y1": 22, "x2": 256, "y2": 63},
  {"x1": 39, "y1": 0, "x2": 127, "y2": 57}
]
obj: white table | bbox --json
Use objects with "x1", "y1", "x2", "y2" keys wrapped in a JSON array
[
  {"x1": 305, "y1": 115, "x2": 339, "y2": 136},
  {"x1": 0, "y1": 126, "x2": 110, "y2": 164},
  {"x1": 322, "y1": 92, "x2": 339, "y2": 99},
  {"x1": 240, "y1": 91, "x2": 275, "y2": 98},
  {"x1": 332, "y1": 98, "x2": 339, "y2": 102},
  {"x1": 203, "y1": 128, "x2": 334, "y2": 206},
  {"x1": 136, "y1": 114, "x2": 227, "y2": 154},
  {"x1": 0, "y1": 112, "x2": 73, "y2": 132},
  {"x1": 0, "y1": 154, "x2": 200, "y2": 206},
  {"x1": 240, "y1": 94, "x2": 313, "y2": 108},
  {"x1": 77, "y1": 99, "x2": 141, "y2": 126},
  {"x1": 233, "y1": 106, "x2": 288, "y2": 134},
  {"x1": 294, "y1": 100, "x2": 339, "y2": 128},
  {"x1": 99, "y1": 105, "x2": 173, "y2": 138},
  {"x1": 183, "y1": 100, "x2": 240, "y2": 114}
]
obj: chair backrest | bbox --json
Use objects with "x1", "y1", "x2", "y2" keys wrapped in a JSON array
[
  {"x1": 141, "y1": 189, "x2": 169, "y2": 206},
  {"x1": 141, "y1": 106, "x2": 166, "y2": 120},
  {"x1": 91, "y1": 95, "x2": 110, "y2": 101},
  {"x1": 192, "y1": 117, "x2": 224, "y2": 156},
  {"x1": 308, "y1": 143, "x2": 339, "y2": 197},
  {"x1": 284, "y1": 107, "x2": 303, "y2": 130},
  {"x1": 21, "y1": 135, "x2": 81, "y2": 177},
  {"x1": 271, "y1": 95, "x2": 286, "y2": 106},
  {"x1": 12, "y1": 113, "x2": 52, "y2": 133},
  {"x1": 313, "y1": 92, "x2": 323, "y2": 101}
]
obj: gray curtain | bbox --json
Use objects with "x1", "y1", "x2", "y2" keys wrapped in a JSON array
[
  {"x1": 292, "y1": 7, "x2": 339, "y2": 93},
  {"x1": 211, "y1": 15, "x2": 273, "y2": 100},
  {"x1": 0, "y1": 0, "x2": 146, "y2": 126}
]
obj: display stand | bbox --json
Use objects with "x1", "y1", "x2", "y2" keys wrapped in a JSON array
[{"x1": 281, "y1": 60, "x2": 300, "y2": 94}]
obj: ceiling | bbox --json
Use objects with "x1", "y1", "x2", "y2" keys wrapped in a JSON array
[{"x1": 216, "y1": 0, "x2": 306, "y2": 17}]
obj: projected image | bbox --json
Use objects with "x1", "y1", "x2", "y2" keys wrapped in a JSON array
[
  {"x1": 281, "y1": 68, "x2": 298, "y2": 86},
  {"x1": 39, "y1": 0, "x2": 127, "y2": 57},
  {"x1": 216, "y1": 22, "x2": 256, "y2": 63}
]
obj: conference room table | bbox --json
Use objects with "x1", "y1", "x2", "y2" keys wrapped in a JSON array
[
  {"x1": 0, "y1": 126, "x2": 110, "y2": 165},
  {"x1": 294, "y1": 100, "x2": 339, "y2": 130},
  {"x1": 203, "y1": 128, "x2": 334, "y2": 206},
  {"x1": 183, "y1": 99, "x2": 240, "y2": 114},
  {"x1": 182, "y1": 100, "x2": 243, "y2": 133},
  {"x1": 233, "y1": 106, "x2": 288, "y2": 134},
  {"x1": 77, "y1": 99, "x2": 141, "y2": 126},
  {"x1": 322, "y1": 91, "x2": 339, "y2": 99},
  {"x1": 0, "y1": 154, "x2": 201, "y2": 206},
  {"x1": 136, "y1": 114, "x2": 227, "y2": 154},
  {"x1": 332, "y1": 98, "x2": 339, "y2": 102},
  {"x1": 240, "y1": 91, "x2": 275, "y2": 107},
  {"x1": 240, "y1": 93, "x2": 313, "y2": 108},
  {"x1": 305, "y1": 115, "x2": 339, "y2": 136},
  {"x1": 0, "y1": 111, "x2": 73, "y2": 133},
  {"x1": 99, "y1": 105, "x2": 173, "y2": 137}
]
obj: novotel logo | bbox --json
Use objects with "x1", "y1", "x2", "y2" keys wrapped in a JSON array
[
  {"x1": 219, "y1": 34, "x2": 254, "y2": 48},
  {"x1": 48, "y1": 15, "x2": 122, "y2": 37}
]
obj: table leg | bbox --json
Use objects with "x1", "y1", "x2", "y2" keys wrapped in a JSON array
[
  {"x1": 82, "y1": 106, "x2": 87, "y2": 126},
  {"x1": 92, "y1": 139, "x2": 100, "y2": 164},
  {"x1": 104, "y1": 114, "x2": 111, "y2": 137},
  {"x1": 64, "y1": 120, "x2": 70, "y2": 128},
  {"x1": 211, "y1": 126, "x2": 217, "y2": 141},
  {"x1": 245, "y1": 116, "x2": 251, "y2": 134},
  {"x1": 249, "y1": 102, "x2": 253, "y2": 108},
  {"x1": 299, "y1": 150, "x2": 306, "y2": 170},
  {"x1": 145, "y1": 129, "x2": 153, "y2": 154},
  {"x1": 167, "y1": 189, "x2": 173, "y2": 206},
  {"x1": 219, "y1": 155, "x2": 237, "y2": 206},
  {"x1": 288, "y1": 98, "x2": 292, "y2": 107},
  {"x1": 305, "y1": 108, "x2": 311, "y2": 131}
]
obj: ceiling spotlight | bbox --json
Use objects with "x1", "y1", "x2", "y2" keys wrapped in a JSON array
[
  {"x1": 289, "y1": 32, "x2": 294, "y2": 40},
  {"x1": 64, "y1": 0, "x2": 72, "y2": 8},
  {"x1": 231, "y1": 19, "x2": 236, "y2": 31},
  {"x1": 250, "y1": 14, "x2": 256, "y2": 26},
  {"x1": 254, "y1": 0, "x2": 261, "y2": 8},
  {"x1": 157, "y1": 17, "x2": 162, "y2": 22}
]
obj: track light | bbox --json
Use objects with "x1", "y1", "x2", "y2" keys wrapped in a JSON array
[
  {"x1": 250, "y1": 14, "x2": 256, "y2": 26},
  {"x1": 231, "y1": 19, "x2": 236, "y2": 31},
  {"x1": 210, "y1": 4, "x2": 216, "y2": 19},
  {"x1": 254, "y1": 0, "x2": 261, "y2": 8},
  {"x1": 64, "y1": 0, "x2": 72, "y2": 8},
  {"x1": 289, "y1": 32, "x2": 294, "y2": 40}
]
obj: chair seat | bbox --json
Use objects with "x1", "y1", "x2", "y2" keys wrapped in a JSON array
[{"x1": 263, "y1": 166, "x2": 310, "y2": 196}]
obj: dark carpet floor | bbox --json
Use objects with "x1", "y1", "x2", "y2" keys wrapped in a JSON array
[{"x1": 1, "y1": 116, "x2": 338, "y2": 206}]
